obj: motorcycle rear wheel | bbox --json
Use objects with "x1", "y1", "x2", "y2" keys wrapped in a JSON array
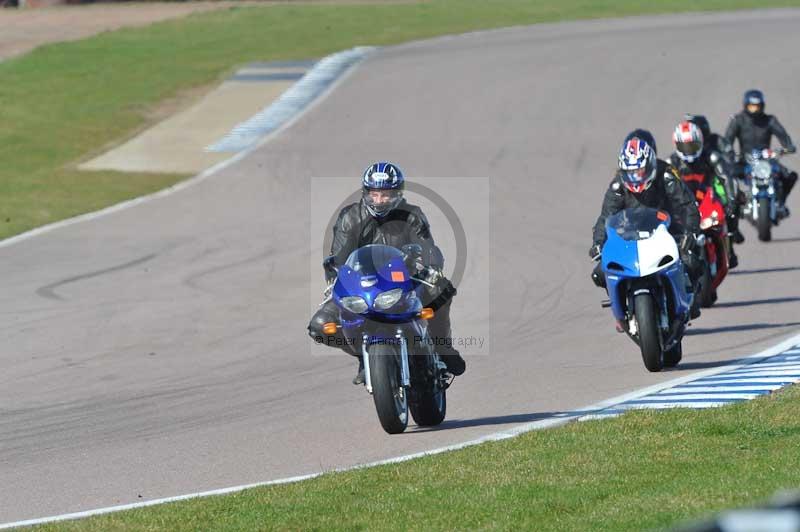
[
  {"x1": 369, "y1": 344, "x2": 408, "y2": 434},
  {"x1": 634, "y1": 293, "x2": 663, "y2": 372}
]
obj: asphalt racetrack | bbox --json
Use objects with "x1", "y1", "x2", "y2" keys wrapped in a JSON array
[{"x1": 3, "y1": 9, "x2": 800, "y2": 523}]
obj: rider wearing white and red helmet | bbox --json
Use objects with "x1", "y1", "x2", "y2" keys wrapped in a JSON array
[{"x1": 670, "y1": 120, "x2": 740, "y2": 268}]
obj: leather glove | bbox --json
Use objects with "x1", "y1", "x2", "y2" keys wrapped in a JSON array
[
  {"x1": 589, "y1": 244, "x2": 602, "y2": 261},
  {"x1": 423, "y1": 265, "x2": 444, "y2": 284}
]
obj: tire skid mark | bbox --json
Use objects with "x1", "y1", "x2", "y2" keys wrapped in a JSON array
[
  {"x1": 35, "y1": 253, "x2": 158, "y2": 301},
  {"x1": 182, "y1": 249, "x2": 273, "y2": 292}
]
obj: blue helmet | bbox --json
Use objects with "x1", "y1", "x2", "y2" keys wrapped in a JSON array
[
  {"x1": 743, "y1": 89, "x2": 765, "y2": 115},
  {"x1": 361, "y1": 161, "x2": 404, "y2": 217},
  {"x1": 618, "y1": 129, "x2": 657, "y2": 194}
]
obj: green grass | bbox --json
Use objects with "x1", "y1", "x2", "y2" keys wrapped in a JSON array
[
  {"x1": 33, "y1": 385, "x2": 800, "y2": 531},
  {"x1": 2, "y1": 0, "x2": 800, "y2": 239}
]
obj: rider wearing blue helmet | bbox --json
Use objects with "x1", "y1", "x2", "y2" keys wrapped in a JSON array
[
  {"x1": 308, "y1": 162, "x2": 465, "y2": 384},
  {"x1": 725, "y1": 89, "x2": 797, "y2": 217},
  {"x1": 590, "y1": 130, "x2": 702, "y2": 318}
]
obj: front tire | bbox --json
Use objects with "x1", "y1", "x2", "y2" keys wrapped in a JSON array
[
  {"x1": 369, "y1": 344, "x2": 408, "y2": 434},
  {"x1": 664, "y1": 341, "x2": 683, "y2": 368},
  {"x1": 699, "y1": 259, "x2": 715, "y2": 308},
  {"x1": 634, "y1": 293, "x2": 663, "y2": 372},
  {"x1": 410, "y1": 388, "x2": 446, "y2": 427},
  {"x1": 758, "y1": 198, "x2": 772, "y2": 241}
]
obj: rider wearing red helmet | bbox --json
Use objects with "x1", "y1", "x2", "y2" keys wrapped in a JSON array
[{"x1": 670, "y1": 120, "x2": 740, "y2": 268}]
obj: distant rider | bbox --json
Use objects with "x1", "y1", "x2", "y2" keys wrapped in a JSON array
[
  {"x1": 307, "y1": 162, "x2": 466, "y2": 384},
  {"x1": 669, "y1": 119, "x2": 740, "y2": 269},
  {"x1": 590, "y1": 129, "x2": 702, "y2": 320},
  {"x1": 725, "y1": 89, "x2": 797, "y2": 218}
]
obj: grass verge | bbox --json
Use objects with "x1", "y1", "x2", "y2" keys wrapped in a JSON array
[
  {"x1": 3, "y1": 0, "x2": 800, "y2": 240},
  {"x1": 32, "y1": 385, "x2": 800, "y2": 531}
]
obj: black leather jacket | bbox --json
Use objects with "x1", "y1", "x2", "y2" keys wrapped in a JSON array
[
  {"x1": 592, "y1": 159, "x2": 701, "y2": 246},
  {"x1": 724, "y1": 112, "x2": 796, "y2": 157},
  {"x1": 330, "y1": 198, "x2": 444, "y2": 269}
]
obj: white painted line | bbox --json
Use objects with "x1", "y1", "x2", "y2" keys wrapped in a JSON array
[
  {"x1": 5, "y1": 331, "x2": 799, "y2": 530},
  {"x1": 620, "y1": 401, "x2": 732, "y2": 409},
  {"x1": 644, "y1": 393, "x2": 765, "y2": 400},
  {"x1": 206, "y1": 46, "x2": 376, "y2": 153},
  {"x1": 697, "y1": 377, "x2": 800, "y2": 384},
  {"x1": 0, "y1": 46, "x2": 377, "y2": 251},
  {"x1": 665, "y1": 385, "x2": 783, "y2": 393}
]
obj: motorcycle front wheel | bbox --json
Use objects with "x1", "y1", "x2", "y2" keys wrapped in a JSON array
[
  {"x1": 369, "y1": 343, "x2": 408, "y2": 434},
  {"x1": 634, "y1": 293, "x2": 663, "y2": 372},
  {"x1": 758, "y1": 198, "x2": 772, "y2": 242}
]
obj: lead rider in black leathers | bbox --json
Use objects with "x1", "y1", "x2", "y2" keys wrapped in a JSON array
[
  {"x1": 308, "y1": 162, "x2": 466, "y2": 384},
  {"x1": 590, "y1": 129, "x2": 702, "y2": 319},
  {"x1": 725, "y1": 89, "x2": 797, "y2": 217}
]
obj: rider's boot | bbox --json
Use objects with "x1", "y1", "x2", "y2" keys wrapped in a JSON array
[{"x1": 428, "y1": 301, "x2": 465, "y2": 376}]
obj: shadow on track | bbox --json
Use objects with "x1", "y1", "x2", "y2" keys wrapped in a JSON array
[
  {"x1": 729, "y1": 265, "x2": 800, "y2": 275},
  {"x1": 770, "y1": 236, "x2": 800, "y2": 243},
  {"x1": 686, "y1": 321, "x2": 800, "y2": 336},
  {"x1": 409, "y1": 411, "x2": 560, "y2": 432},
  {"x1": 713, "y1": 296, "x2": 800, "y2": 309}
]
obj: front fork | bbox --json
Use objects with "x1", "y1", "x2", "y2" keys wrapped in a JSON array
[{"x1": 361, "y1": 330, "x2": 410, "y2": 395}]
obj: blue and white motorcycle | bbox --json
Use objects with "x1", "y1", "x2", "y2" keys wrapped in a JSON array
[
  {"x1": 741, "y1": 147, "x2": 788, "y2": 242},
  {"x1": 322, "y1": 244, "x2": 450, "y2": 434},
  {"x1": 599, "y1": 208, "x2": 694, "y2": 372}
]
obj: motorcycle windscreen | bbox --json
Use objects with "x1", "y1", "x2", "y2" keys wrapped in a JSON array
[
  {"x1": 345, "y1": 244, "x2": 404, "y2": 274},
  {"x1": 605, "y1": 208, "x2": 670, "y2": 240}
]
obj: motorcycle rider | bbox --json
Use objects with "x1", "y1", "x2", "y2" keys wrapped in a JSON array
[
  {"x1": 669, "y1": 119, "x2": 740, "y2": 269},
  {"x1": 725, "y1": 89, "x2": 797, "y2": 218},
  {"x1": 308, "y1": 162, "x2": 466, "y2": 384},
  {"x1": 590, "y1": 129, "x2": 702, "y2": 320},
  {"x1": 683, "y1": 114, "x2": 745, "y2": 245}
]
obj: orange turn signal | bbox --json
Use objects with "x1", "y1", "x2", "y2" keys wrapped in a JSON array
[
  {"x1": 419, "y1": 307, "x2": 435, "y2": 320},
  {"x1": 322, "y1": 322, "x2": 338, "y2": 335}
]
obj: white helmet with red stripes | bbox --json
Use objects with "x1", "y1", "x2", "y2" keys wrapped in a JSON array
[{"x1": 672, "y1": 120, "x2": 704, "y2": 163}]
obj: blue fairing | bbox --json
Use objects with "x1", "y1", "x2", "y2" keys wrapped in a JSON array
[
  {"x1": 601, "y1": 208, "x2": 691, "y2": 323},
  {"x1": 332, "y1": 245, "x2": 425, "y2": 342}
]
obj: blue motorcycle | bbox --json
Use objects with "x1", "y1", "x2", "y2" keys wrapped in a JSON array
[
  {"x1": 741, "y1": 148, "x2": 788, "y2": 242},
  {"x1": 599, "y1": 208, "x2": 694, "y2": 372},
  {"x1": 322, "y1": 244, "x2": 449, "y2": 434}
]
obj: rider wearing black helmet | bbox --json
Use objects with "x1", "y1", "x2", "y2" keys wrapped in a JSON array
[
  {"x1": 725, "y1": 89, "x2": 798, "y2": 217},
  {"x1": 307, "y1": 162, "x2": 466, "y2": 384}
]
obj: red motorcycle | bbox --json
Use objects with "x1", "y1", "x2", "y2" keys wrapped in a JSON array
[{"x1": 683, "y1": 173, "x2": 729, "y2": 307}]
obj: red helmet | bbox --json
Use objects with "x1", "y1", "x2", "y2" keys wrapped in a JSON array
[{"x1": 673, "y1": 120, "x2": 704, "y2": 163}]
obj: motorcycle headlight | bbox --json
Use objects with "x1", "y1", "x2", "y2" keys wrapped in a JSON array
[
  {"x1": 753, "y1": 160, "x2": 772, "y2": 180},
  {"x1": 340, "y1": 296, "x2": 368, "y2": 314},
  {"x1": 699, "y1": 211, "x2": 720, "y2": 230},
  {"x1": 374, "y1": 288, "x2": 403, "y2": 310}
]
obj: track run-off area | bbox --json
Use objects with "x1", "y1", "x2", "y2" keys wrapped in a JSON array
[{"x1": 3, "y1": 8, "x2": 800, "y2": 524}]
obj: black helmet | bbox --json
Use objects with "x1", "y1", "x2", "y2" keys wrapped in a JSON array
[{"x1": 743, "y1": 89, "x2": 765, "y2": 115}]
